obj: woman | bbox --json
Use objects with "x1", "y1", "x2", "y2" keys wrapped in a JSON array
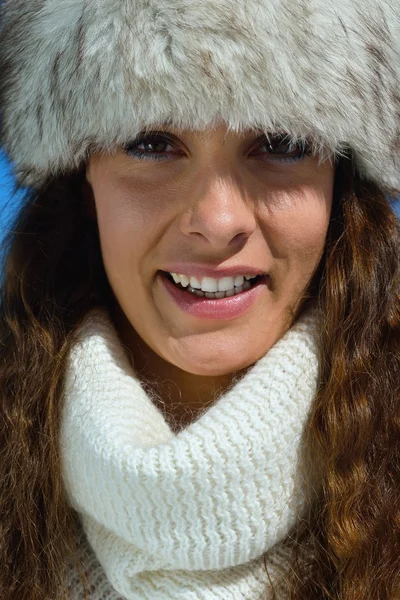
[{"x1": 0, "y1": 0, "x2": 399, "y2": 599}]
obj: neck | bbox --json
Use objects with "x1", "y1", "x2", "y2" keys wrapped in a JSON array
[{"x1": 111, "y1": 304, "x2": 245, "y2": 431}]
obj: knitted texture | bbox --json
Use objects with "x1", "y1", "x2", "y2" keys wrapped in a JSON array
[
  {"x1": 60, "y1": 308, "x2": 320, "y2": 599},
  {"x1": 66, "y1": 524, "x2": 298, "y2": 600},
  {"x1": 1, "y1": 0, "x2": 399, "y2": 190}
]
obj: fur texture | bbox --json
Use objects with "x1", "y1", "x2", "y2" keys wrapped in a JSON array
[{"x1": 0, "y1": 0, "x2": 399, "y2": 189}]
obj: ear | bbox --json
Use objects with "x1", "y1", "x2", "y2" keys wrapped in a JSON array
[{"x1": 81, "y1": 175, "x2": 97, "y2": 220}]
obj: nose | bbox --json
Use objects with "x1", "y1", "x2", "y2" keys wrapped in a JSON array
[{"x1": 179, "y1": 171, "x2": 257, "y2": 249}]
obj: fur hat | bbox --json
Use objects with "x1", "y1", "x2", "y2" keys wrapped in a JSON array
[{"x1": 0, "y1": 0, "x2": 399, "y2": 190}]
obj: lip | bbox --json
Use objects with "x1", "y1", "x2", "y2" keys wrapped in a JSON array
[
  {"x1": 158, "y1": 272, "x2": 267, "y2": 320},
  {"x1": 160, "y1": 264, "x2": 267, "y2": 279}
]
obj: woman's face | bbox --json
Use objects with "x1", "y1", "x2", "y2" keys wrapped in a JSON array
[{"x1": 86, "y1": 124, "x2": 334, "y2": 376}]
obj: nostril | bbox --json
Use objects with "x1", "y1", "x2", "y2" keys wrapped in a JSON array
[{"x1": 228, "y1": 231, "x2": 250, "y2": 248}]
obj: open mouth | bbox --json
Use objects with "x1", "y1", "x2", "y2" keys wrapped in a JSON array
[{"x1": 160, "y1": 271, "x2": 266, "y2": 299}]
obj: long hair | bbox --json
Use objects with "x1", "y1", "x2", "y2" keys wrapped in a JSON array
[
  {"x1": 0, "y1": 155, "x2": 398, "y2": 599},
  {"x1": 0, "y1": 170, "x2": 112, "y2": 599},
  {"x1": 265, "y1": 157, "x2": 400, "y2": 599}
]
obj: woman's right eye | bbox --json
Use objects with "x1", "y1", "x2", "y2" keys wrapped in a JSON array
[{"x1": 124, "y1": 134, "x2": 177, "y2": 162}]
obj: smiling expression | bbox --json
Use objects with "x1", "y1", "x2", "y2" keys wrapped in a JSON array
[{"x1": 85, "y1": 123, "x2": 334, "y2": 376}]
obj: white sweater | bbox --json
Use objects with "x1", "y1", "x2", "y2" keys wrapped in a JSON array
[{"x1": 60, "y1": 308, "x2": 320, "y2": 599}]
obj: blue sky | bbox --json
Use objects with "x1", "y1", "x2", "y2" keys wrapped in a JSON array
[
  {"x1": 0, "y1": 151, "x2": 27, "y2": 240},
  {"x1": 0, "y1": 150, "x2": 399, "y2": 245}
]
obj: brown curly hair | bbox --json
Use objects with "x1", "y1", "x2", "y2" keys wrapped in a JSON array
[{"x1": 0, "y1": 153, "x2": 398, "y2": 599}]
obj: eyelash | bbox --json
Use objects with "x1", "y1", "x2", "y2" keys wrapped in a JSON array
[{"x1": 124, "y1": 133, "x2": 312, "y2": 164}]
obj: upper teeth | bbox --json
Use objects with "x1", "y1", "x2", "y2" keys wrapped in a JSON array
[{"x1": 169, "y1": 273, "x2": 257, "y2": 292}]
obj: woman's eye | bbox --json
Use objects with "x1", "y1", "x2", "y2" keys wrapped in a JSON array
[
  {"x1": 124, "y1": 134, "x2": 177, "y2": 162},
  {"x1": 255, "y1": 134, "x2": 311, "y2": 163},
  {"x1": 123, "y1": 131, "x2": 311, "y2": 164}
]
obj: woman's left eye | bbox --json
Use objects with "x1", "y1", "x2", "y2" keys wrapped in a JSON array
[{"x1": 254, "y1": 134, "x2": 311, "y2": 163}]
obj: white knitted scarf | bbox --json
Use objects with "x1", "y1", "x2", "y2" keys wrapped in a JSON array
[{"x1": 60, "y1": 308, "x2": 320, "y2": 600}]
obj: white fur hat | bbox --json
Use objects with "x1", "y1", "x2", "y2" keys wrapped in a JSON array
[{"x1": 0, "y1": 0, "x2": 399, "y2": 189}]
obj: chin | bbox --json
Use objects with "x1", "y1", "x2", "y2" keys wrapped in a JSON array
[
  {"x1": 165, "y1": 328, "x2": 281, "y2": 377},
  {"x1": 172, "y1": 349, "x2": 265, "y2": 377}
]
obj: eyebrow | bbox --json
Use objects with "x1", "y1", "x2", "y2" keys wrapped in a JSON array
[
  {"x1": 143, "y1": 122, "x2": 215, "y2": 138},
  {"x1": 142, "y1": 122, "x2": 265, "y2": 142}
]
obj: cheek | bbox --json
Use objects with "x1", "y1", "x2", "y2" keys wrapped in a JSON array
[
  {"x1": 93, "y1": 176, "x2": 167, "y2": 273},
  {"x1": 282, "y1": 209, "x2": 330, "y2": 256},
  {"x1": 97, "y1": 180, "x2": 153, "y2": 235},
  {"x1": 263, "y1": 188, "x2": 332, "y2": 290}
]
